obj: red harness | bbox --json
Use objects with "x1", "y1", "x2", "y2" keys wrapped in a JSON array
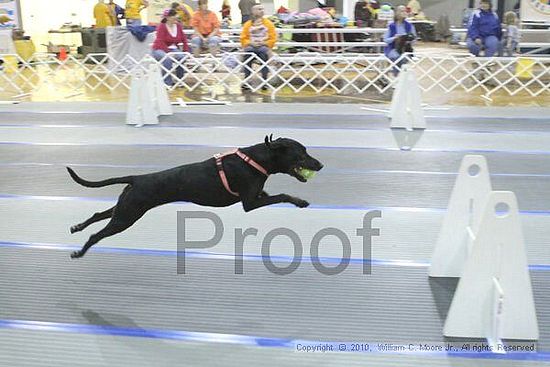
[{"x1": 214, "y1": 149, "x2": 269, "y2": 196}]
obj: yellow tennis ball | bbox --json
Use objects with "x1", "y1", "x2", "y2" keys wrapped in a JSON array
[{"x1": 298, "y1": 168, "x2": 316, "y2": 181}]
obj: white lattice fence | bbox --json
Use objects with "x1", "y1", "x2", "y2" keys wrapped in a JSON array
[
  {"x1": 0, "y1": 52, "x2": 549, "y2": 99},
  {"x1": 409, "y1": 54, "x2": 550, "y2": 97}
]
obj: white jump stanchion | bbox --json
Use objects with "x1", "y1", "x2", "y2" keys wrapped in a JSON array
[
  {"x1": 429, "y1": 155, "x2": 492, "y2": 277},
  {"x1": 388, "y1": 65, "x2": 426, "y2": 130},
  {"x1": 387, "y1": 68, "x2": 406, "y2": 120},
  {"x1": 147, "y1": 63, "x2": 173, "y2": 116},
  {"x1": 443, "y1": 191, "x2": 539, "y2": 342},
  {"x1": 126, "y1": 70, "x2": 158, "y2": 127}
]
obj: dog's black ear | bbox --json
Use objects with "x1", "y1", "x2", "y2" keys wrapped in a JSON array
[
  {"x1": 269, "y1": 134, "x2": 274, "y2": 142},
  {"x1": 264, "y1": 135, "x2": 271, "y2": 148}
]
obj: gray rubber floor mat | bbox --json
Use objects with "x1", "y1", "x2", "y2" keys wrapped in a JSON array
[{"x1": 1, "y1": 247, "x2": 548, "y2": 349}]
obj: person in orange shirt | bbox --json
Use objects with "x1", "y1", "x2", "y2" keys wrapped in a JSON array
[
  {"x1": 240, "y1": 4, "x2": 276, "y2": 90},
  {"x1": 190, "y1": 0, "x2": 222, "y2": 56}
]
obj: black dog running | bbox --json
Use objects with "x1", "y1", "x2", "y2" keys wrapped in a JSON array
[{"x1": 67, "y1": 135, "x2": 323, "y2": 259}]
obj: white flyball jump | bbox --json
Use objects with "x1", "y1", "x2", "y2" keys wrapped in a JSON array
[
  {"x1": 430, "y1": 155, "x2": 492, "y2": 278},
  {"x1": 126, "y1": 64, "x2": 173, "y2": 127},
  {"x1": 388, "y1": 65, "x2": 426, "y2": 130},
  {"x1": 430, "y1": 155, "x2": 539, "y2": 343},
  {"x1": 444, "y1": 191, "x2": 539, "y2": 342}
]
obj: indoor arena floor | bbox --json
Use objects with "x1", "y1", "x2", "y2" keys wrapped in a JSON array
[{"x1": 0, "y1": 102, "x2": 549, "y2": 366}]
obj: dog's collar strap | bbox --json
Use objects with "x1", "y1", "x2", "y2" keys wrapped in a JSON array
[
  {"x1": 214, "y1": 149, "x2": 269, "y2": 197},
  {"x1": 215, "y1": 156, "x2": 239, "y2": 196},
  {"x1": 235, "y1": 150, "x2": 269, "y2": 176}
]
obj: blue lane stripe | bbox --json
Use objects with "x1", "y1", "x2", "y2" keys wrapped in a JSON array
[
  {"x1": 0, "y1": 319, "x2": 292, "y2": 346},
  {"x1": 3, "y1": 162, "x2": 550, "y2": 179},
  {"x1": 3, "y1": 140, "x2": 550, "y2": 155},
  {"x1": 0, "y1": 240, "x2": 431, "y2": 268},
  {"x1": 1, "y1": 240, "x2": 549, "y2": 271},
  {"x1": 3, "y1": 192, "x2": 550, "y2": 217},
  {"x1": 0, "y1": 319, "x2": 548, "y2": 361},
  {"x1": 2, "y1": 122, "x2": 550, "y2": 136}
]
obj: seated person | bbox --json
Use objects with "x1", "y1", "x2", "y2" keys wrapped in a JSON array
[
  {"x1": 190, "y1": 0, "x2": 222, "y2": 57},
  {"x1": 383, "y1": 5, "x2": 416, "y2": 75},
  {"x1": 240, "y1": 4, "x2": 276, "y2": 90},
  {"x1": 466, "y1": 0, "x2": 502, "y2": 57},
  {"x1": 151, "y1": 9, "x2": 189, "y2": 86}
]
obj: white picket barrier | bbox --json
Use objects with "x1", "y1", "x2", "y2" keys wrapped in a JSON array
[{"x1": 1, "y1": 53, "x2": 549, "y2": 100}]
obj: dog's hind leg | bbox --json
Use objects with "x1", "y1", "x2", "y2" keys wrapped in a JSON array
[
  {"x1": 69, "y1": 186, "x2": 132, "y2": 234},
  {"x1": 70, "y1": 206, "x2": 147, "y2": 259},
  {"x1": 71, "y1": 192, "x2": 152, "y2": 259},
  {"x1": 70, "y1": 206, "x2": 115, "y2": 234}
]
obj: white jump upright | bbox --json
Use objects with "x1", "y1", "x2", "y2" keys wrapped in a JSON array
[
  {"x1": 430, "y1": 155, "x2": 539, "y2": 343},
  {"x1": 443, "y1": 191, "x2": 539, "y2": 341},
  {"x1": 147, "y1": 63, "x2": 173, "y2": 117},
  {"x1": 388, "y1": 65, "x2": 426, "y2": 130},
  {"x1": 430, "y1": 155, "x2": 492, "y2": 277},
  {"x1": 126, "y1": 70, "x2": 158, "y2": 127},
  {"x1": 126, "y1": 64, "x2": 173, "y2": 127}
]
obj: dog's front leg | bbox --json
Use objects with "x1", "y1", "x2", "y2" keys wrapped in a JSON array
[{"x1": 241, "y1": 191, "x2": 309, "y2": 212}]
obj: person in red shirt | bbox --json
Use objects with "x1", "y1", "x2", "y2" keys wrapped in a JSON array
[{"x1": 152, "y1": 8, "x2": 189, "y2": 86}]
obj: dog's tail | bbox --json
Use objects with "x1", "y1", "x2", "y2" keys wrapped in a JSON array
[{"x1": 66, "y1": 167, "x2": 134, "y2": 188}]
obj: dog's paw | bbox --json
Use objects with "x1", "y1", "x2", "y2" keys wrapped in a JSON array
[
  {"x1": 70, "y1": 251, "x2": 83, "y2": 259},
  {"x1": 293, "y1": 198, "x2": 310, "y2": 208},
  {"x1": 70, "y1": 225, "x2": 81, "y2": 234}
]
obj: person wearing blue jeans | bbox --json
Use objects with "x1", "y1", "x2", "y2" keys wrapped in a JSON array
[
  {"x1": 240, "y1": 5, "x2": 277, "y2": 90},
  {"x1": 190, "y1": 35, "x2": 223, "y2": 56},
  {"x1": 466, "y1": 0, "x2": 502, "y2": 57},
  {"x1": 243, "y1": 45, "x2": 270, "y2": 81},
  {"x1": 152, "y1": 50, "x2": 186, "y2": 86},
  {"x1": 151, "y1": 9, "x2": 189, "y2": 86}
]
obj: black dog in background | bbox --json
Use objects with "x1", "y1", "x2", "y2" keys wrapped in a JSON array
[
  {"x1": 395, "y1": 33, "x2": 415, "y2": 56},
  {"x1": 67, "y1": 136, "x2": 323, "y2": 259}
]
